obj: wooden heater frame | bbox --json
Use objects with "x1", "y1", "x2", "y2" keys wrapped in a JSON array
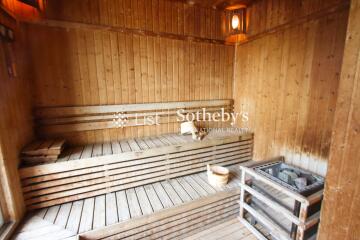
[{"x1": 239, "y1": 163, "x2": 323, "y2": 240}]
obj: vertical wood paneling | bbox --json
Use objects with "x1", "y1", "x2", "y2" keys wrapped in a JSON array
[
  {"x1": 42, "y1": 0, "x2": 225, "y2": 41},
  {"x1": 0, "y1": 10, "x2": 33, "y2": 221},
  {"x1": 25, "y1": 24, "x2": 234, "y2": 145},
  {"x1": 246, "y1": 0, "x2": 347, "y2": 37},
  {"x1": 233, "y1": 5, "x2": 348, "y2": 176},
  {"x1": 1, "y1": 1, "x2": 357, "y2": 234},
  {"x1": 318, "y1": 1, "x2": 360, "y2": 239}
]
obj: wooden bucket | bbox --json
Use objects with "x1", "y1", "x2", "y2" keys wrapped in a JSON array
[{"x1": 207, "y1": 164, "x2": 229, "y2": 187}]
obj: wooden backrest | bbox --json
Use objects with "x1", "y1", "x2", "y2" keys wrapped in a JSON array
[{"x1": 35, "y1": 100, "x2": 234, "y2": 136}]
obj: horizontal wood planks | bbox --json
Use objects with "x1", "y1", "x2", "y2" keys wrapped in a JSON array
[
  {"x1": 34, "y1": 100, "x2": 234, "y2": 136},
  {"x1": 183, "y1": 218, "x2": 256, "y2": 240},
  {"x1": 81, "y1": 195, "x2": 239, "y2": 240},
  {"x1": 20, "y1": 132, "x2": 253, "y2": 209},
  {"x1": 35, "y1": 100, "x2": 233, "y2": 118},
  {"x1": 233, "y1": 2, "x2": 349, "y2": 176},
  {"x1": 79, "y1": 183, "x2": 241, "y2": 239}
]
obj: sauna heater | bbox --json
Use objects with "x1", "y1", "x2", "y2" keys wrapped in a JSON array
[
  {"x1": 250, "y1": 161, "x2": 325, "y2": 239},
  {"x1": 253, "y1": 162, "x2": 324, "y2": 195}
]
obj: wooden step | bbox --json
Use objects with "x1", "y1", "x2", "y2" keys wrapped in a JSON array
[
  {"x1": 21, "y1": 139, "x2": 66, "y2": 165},
  {"x1": 79, "y1": 187, "x2": 241, "y2": 240}
]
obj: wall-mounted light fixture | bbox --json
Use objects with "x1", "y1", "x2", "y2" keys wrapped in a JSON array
[{"x1": 227, "y1": 7, "x2": 247, "y2": 35}]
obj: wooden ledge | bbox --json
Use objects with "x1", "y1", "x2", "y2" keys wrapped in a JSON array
[{"x1": 22, "y1": 18, "x2": 234, "y2": 46}]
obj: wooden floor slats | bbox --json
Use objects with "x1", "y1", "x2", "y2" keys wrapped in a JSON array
[
  {"x1": 14, "y1": 216, "x2": 76, "y2": 240},
  {"x1": 14, "y1": 164, "x2": 247, "y2": 240},
  {"x1": 19, "y1": 131, "x2": 253, "y2": 209}
]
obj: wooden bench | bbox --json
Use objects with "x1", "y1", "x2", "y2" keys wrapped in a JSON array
[
  {"x1": 20, "y1": 99, "x2": 252, "y2": 210},
  {"x1": 20, "y1": 131, "x2": 253, "y2": 210},
  {"x1": 79, "y1": 184, "x2": 241, "y2": 240},
  {"x1": 15, "y1": 165, "x2": 248, "y2": 240}
]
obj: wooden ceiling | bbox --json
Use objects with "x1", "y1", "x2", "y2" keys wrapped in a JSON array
[{"x1": 182, "y1": 0, "x2": 255, "y2": 9}]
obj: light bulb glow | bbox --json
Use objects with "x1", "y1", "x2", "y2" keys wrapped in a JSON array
[{"x1": 232, "y1": 14, "x2": 240, "y2": 29}]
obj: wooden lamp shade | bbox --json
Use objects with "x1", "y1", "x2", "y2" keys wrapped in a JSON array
[{"x1": 228, "y1": 8, "x2": 247, "y2": 35}]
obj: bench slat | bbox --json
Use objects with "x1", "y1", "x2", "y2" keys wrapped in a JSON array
[{"x1": 35, "y1": 100, "x2": 233, "y2": 118}]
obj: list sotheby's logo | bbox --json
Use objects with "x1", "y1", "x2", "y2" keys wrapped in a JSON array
[{"x1": 112, "y1": 108, "x2": 249, "y2": 128}]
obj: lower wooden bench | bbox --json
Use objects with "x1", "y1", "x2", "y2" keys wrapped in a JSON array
[
  {"x1": 19, "y1": 131, "x2": 253, "y2": 210},
  {"x1": 14, "y1": 165, "x2": 247, "y2": 240},
  {"x1": 79, "y1": 188, "x2": 241, "y2": 240}
]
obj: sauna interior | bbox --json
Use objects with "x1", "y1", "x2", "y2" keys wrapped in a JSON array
[{"x1": 0, "y1": 0, "x2": 359, "y2": 239}]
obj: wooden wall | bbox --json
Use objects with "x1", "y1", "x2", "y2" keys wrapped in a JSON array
[
  {"x1": 23, "y1": 0, "x2": 234, "y2": 145},
  {"x1": 318, "y1": 0, "x2": 360, "y2": 239},
  {"x1": 233, "y1": 0, "x2": 349, "y2": 175},
  {"x1": 0, "y1": 8, "x2": 33, "y2": 221},
  {"x1": 246, "y1": 0, "x2": 348, "y2": 37},
  {"x1": 42, "y1": 0, "x2": 226, "y2": 41},
  {"x1": 1, "y1": 1, "x2": 357, "y2": 236}
]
